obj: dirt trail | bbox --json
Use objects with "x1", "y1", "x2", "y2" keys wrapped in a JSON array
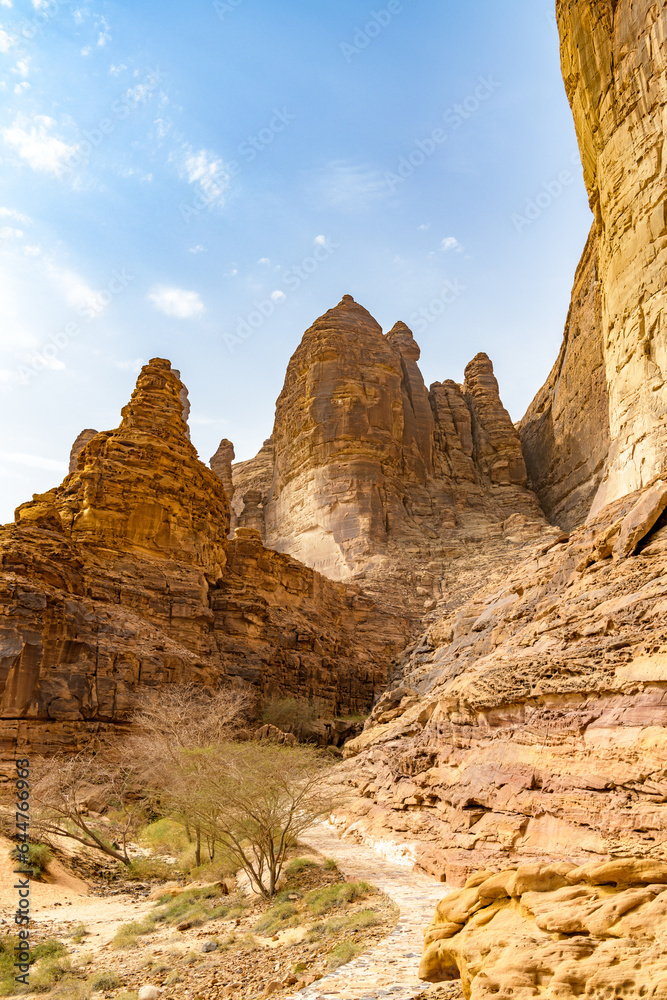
[{"x1": 287, "y1": 823, "x2": 459, "y2": 1000}]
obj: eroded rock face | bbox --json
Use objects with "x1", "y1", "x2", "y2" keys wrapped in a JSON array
[
  {"x1": 0, "y1": 360, "x2": 408, "y2": 758},
  {"x1": 420, "y1": 860, "x2": 667, "y2": 999},
  {"x1": 68, "y1": 429, "x2": 98, "y2": 474},
  {"x1": 553, "y1": 1, "x2": 667, "y2": 514},
  {"x1": 520, "y1": 227, "x2": 609, "y2": 529},
  {"x1": 233, "y1": 296, "x2": 547, "y2": 613},
  {"x1": 338, "y1": 477, "x2": 667, "y2": 881}
]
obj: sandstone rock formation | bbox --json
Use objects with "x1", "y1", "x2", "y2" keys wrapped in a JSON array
[
  {"x1": 0, "y1": 360, "x2": 408, "y2": 759},
  {"x1": 338, "y1": 476, "x2": 667, "y2": 882},
  {"x1": 210, "y1": 438, "x2": 236, "y2": 530},
  {"x1": 520, "y1": 227, "x2": 609, "y2": 529},
  {"x1": 232, "y1": 296, "x2": 548, "y2": 613},
  {"x1": 68, "y1": 429, "x2": 98, "y2": 474},
  {"x1": 523, "y1": 2, "x2": 667, "y2": 526},
  {"x1": 420, "y1": 859, "x2": 667, "y2": 998}
]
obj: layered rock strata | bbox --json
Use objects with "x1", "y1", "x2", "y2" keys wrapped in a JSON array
[
  {"x1": 0, "y1": 360, "x2": 408, "y2": 759},
  {"x1": 232, "y1": 296, "x2": 547, "y2": 613},
  {"x1": 338, "y1": 477, "x2": 667, "y2": 881},
  {"x1": 420, "y1": 859, "x2": 667, "y2": 999}
]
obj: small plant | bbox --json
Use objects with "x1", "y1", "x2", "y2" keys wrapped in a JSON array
[
  {"x1": 253, "y1": 902, "x2": 299, "y2": 936},
  {"x1": 125, "y1": 857, "x2": 175, "y2": 880},
  {"x1": 285, "y1": 857, "x2": 320, "y2": 875},
  {"x1": 89, "y1": 971, "x2": 122, "y2": 990},
  {"x1": 50, "y1": 976, "x2": 92, "y2": 1000},
  {"x1": 112, "y1": 917, "x2": 156, "y2": 950},
  {"x1": 69, "y1": 923, "x2": 89, "y2": 944},
  {"x1": 326, "y1": 908, "x2": 380, "y2": 933},
  {"x1": 323, "y1": 858, "x2": 337, "y2": 870},
  {"x1": 305, "y1": 880, "x2": 374, "y2": 916},
  {"x1": 9, "y1": 842, "x2": 53, "y2": 880},
  {"x1": 327, "y1": 939, "x2": 362, "y2": 970}
]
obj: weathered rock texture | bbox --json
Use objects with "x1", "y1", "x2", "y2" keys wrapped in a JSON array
[
  {"x1": 232, "y1": 296, "x2": 548, "y2": 613},
  {"x1": 520, "y1": 227, "x2": 609, "y2": 529},
  {"x1": 68, "y1": 429, "x2": 98, "y2": 474},
  {"x1": 420, "y1": 859, "x2": 667, "y2": 999},
  {"x1": 523, "y1": 2, "x2": 667, "y2": 526},
  {"x1": 0, "y1": 360, "x2": 408, "y2": 758},
  {"x1": 338, "y1": 477, "x2": 667, "y2": 882}
]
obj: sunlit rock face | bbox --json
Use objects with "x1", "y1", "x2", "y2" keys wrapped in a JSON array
[
  {"x1": 0, "y1": 359, "x2": 409, "y2": 759},
  {"x1": 555, "y1": 0, "x2": 667, "y2": 513},
  {"x1": 232, "y1": 296, "x2": 547, "y2": 616}
]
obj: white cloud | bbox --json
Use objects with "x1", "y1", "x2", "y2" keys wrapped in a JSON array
[
  {"x1": 81, "y1": 46, "x2": 92, "y2": 56},
  {"x1": 14, "y1": 82, "x2": 30, "y2": 95},
  {"x1": 109, "y1": 63, "x2": 127, "y2": 76},
  {"x1": 188, "y1": 245, "x2": 205, "y2": 254},
  {"x1": 0, "y1": 452, "x2": 67, "y2": 472},
  {"x1": 313, "y1": 236, "x2": 328, "y2": 247},
  {"x1": 2, "y1": 115, "x2": 77, "y2": 176},
  {"x1": 418, "y1": 223, "x2": 430, "y2": 231},
  {"x1": 32, "y1": 0, "x2": 49, "y2": 8},
  {"x1": 441, "y1": 236, "x2": 463, "y2": 252},
  {"x1": 46, "y1": 262, "x2": 100, "y2": 313},
  {"x1": 270, "y1": 290, "x2": 286, "y2": 303},
  {"x1": 258, "y1": 257, "x2": 270, "y2": 265},
  {"x1": 0, "y1": 27, "x2": 14, "y2": 52},
  {"x1": 317, "y1": 161, "x2": 387, "y2": 210},
  {"x1": 172, "y1": 144, "x2": 231, "y2": 209},
  {"x1": 12, "y1": 60, "x2": 29, "y2": 77},
  {"x1": 0, "y1": 226, "x2": 24, "y2": 240},
  {"x1": 147, "y1": 285, "x2": 204, "y2": 319},
  {"x1": 0, "y1": 207, "x2": 31, "y2": 224},
  {"x1": 97, "y1": 16, "x2": 110, "y2": 45},
  {"x1": 0, "y1": 1, "x2": 13, "y2": 8}
]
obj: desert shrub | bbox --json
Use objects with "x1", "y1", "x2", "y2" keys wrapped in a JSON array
[
  {"x1": 89, "y1": 971, "x2": 122, "y2": 990},
  {"x1": 327, "y1": 940, "x2": 362, "y2": 970},
  {"x1": 326, "y1": 908, "x2": 380, "y2": 933},
  {"x1": 125, "y1": 857, "x2": 175, "y2": 880},
  {"x1": 139, "y1": 817, "x2": 190, "y2": 853},
  {"x1": 111, "y1": 917, "x2": 156, "y2": 950},
  {"x1": 305, "y1": 881, "x2": 374, "y2": 916},
  {"x1": 9, "y1": 842, "x2": 53, "y2": 880},
  {"x1": 49, "y1": 976, "x2": 92, "y2": 1000},
  {"x1": 69, "y1": 924, "x2": 89, "y2": 944},
  {"x1": 285, "y1": 857, "x2": 320, "y2": 875},
  {"x1": 253, "y1": 902, "x2": 299, "y2": 936},
  {"x1": 262, "y1": 697, "x2": 318, "y2": 738}
]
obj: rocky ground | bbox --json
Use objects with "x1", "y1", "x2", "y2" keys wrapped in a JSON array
[{"x1": 0, "y1": 829, "x2": 418, "y2": 1000}]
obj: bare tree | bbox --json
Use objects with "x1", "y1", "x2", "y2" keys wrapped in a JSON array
[
  {"x1": 129, "y1": 684, "x2": 253, "y2": 866},
  {"x1": 32, "y1": 752, "x2": 140, "y2": 866}
]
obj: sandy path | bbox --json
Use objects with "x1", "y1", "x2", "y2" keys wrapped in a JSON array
[{"x1": 285, "y1": 823, "x2": 453, "y2": 1000}]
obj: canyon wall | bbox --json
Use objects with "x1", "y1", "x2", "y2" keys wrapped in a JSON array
[
  {"x1": 339, "y1": 478, "x2": 667, "y2": 884},
  {"x1": 520, "y1": 226, "x2": 609, "y2": 529},
  {"x1": 0, "y1": 360, "x2": 408, "y2": 759},
  {"x1": 525, "y1": 1, "x2": 667, "y2": 528}
]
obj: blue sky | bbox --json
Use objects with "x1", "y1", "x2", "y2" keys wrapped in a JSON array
[{"x1": 0, "y1": 0, "x2": 593, "y2": 524}]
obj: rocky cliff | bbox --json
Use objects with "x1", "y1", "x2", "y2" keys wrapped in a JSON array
[
  {"x1": 522, "y1": 1, "x2": 667, "y2": 527},
  {"x1": 338, "y1": 477, "x2": 667, "y2": 883},
  {"x1": 231, "y1": 295, "x2": 549, "y2": 615},
  {"x1": 0, "y1": 360, "x2": 408, "y2": 759},
  {"x1": 520, "y1": 226, "x2": 609, "y2": 529}
]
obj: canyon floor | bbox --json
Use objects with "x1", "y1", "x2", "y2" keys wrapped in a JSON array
[{"x1": 0, "y1": 825, "x2": 460, "y2": 1000}]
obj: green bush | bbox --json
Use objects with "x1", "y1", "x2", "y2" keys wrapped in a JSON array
[
  {"x1": 305, "y1": 881, "x2": 374, "y2": 916},
  {"x1": 253, "y1": 902, "x2": 299, "y2": 936},
  {"x1": 9, "y1": 843, "x2": 53, "y2": 880},
  {"x1": 89, "y1": 971, "x2": 122, "y2": 991},
  {"x1": 285, "y1": 857, "x2": 320, "y2": 875}
]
